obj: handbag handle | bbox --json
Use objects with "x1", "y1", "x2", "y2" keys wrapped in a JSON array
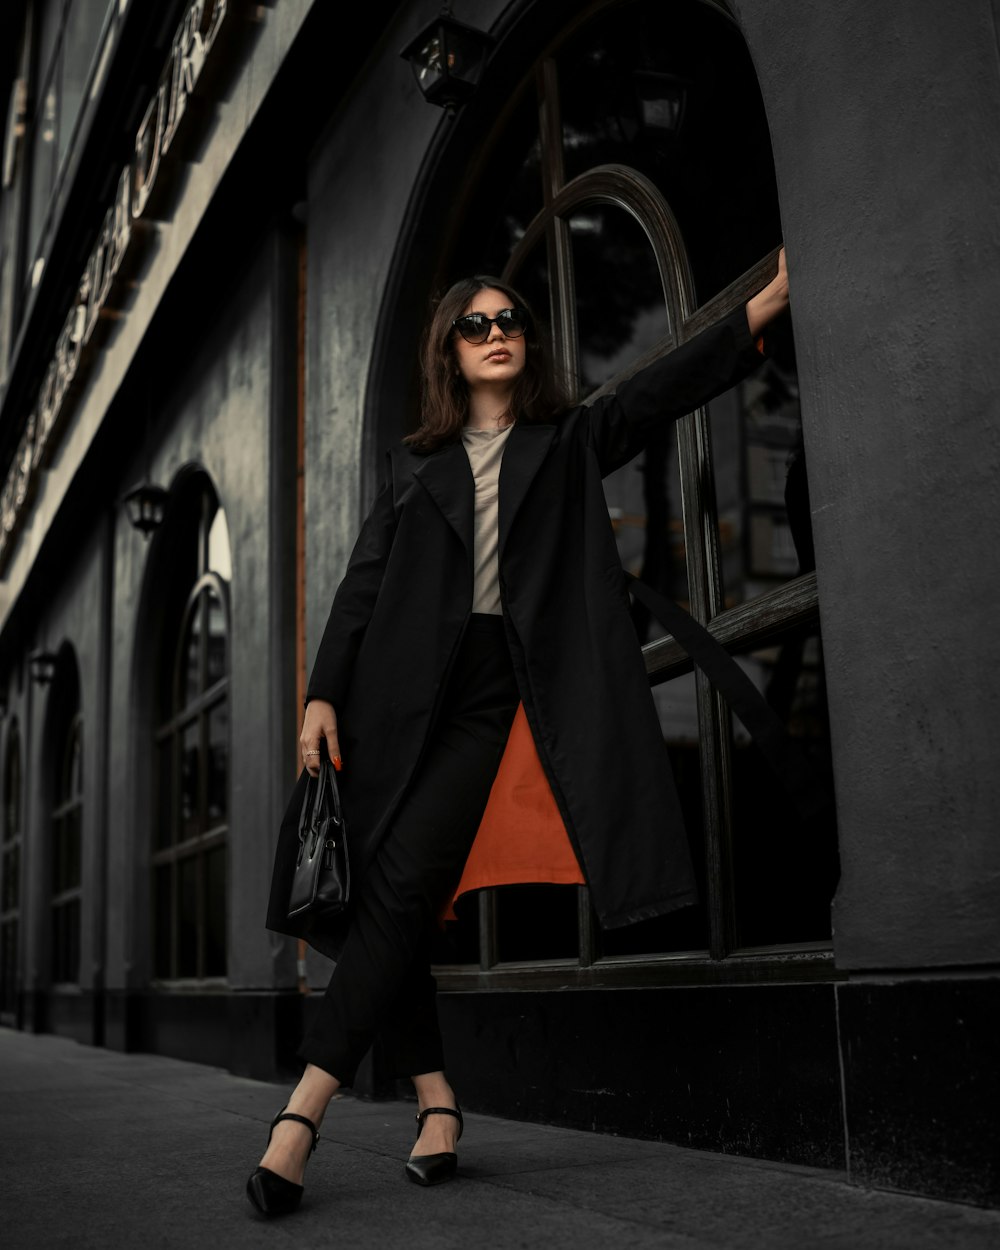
[
  {"x1": 313, "y1": 755, "x2": 343, "y2": 829},
  {"x1": 296, "y1": 753, "x2": 344, "y2": 866}
]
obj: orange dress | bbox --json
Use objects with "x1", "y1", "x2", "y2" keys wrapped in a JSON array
[{"x1": 441, "y1": 702, "x2": 585, "y2": 920}]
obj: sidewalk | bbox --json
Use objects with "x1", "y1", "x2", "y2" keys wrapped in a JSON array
[{"x1": 3, "y1": 1027, "x2": 999, "y2": 1249}]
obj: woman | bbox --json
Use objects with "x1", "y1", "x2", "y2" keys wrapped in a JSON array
[{"x1": 248, "y1": 249, "x2": 791, "y2": 1216}]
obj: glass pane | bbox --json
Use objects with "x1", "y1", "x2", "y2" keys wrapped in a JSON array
[
  {"x1": 204, "y1": 845, "x2": 226, "y2": 977},
  {"x1": 555, "y1": 0, "x2": 780, "y2": 304},
  {"x1": 155, "y1": 738, "x2": 173, "y2": 849},
  {"x1": 600, "y1": 674, "x2": 709, "y2": 956},
  {"x1": 66, "y1": 803, "x2": 82, "y2": 891},
  {"x1": 207, "y1": 504, "x2": 232, "y2": 582},
  {"x1": 571, "y1": 204, "x2": 670, "y2": 394},
  {"x1": 430, "y1": 891, "x2": 479, "y2": 967},
  {"x1": 709, "y1": 316, "x2": 812, "y2": 609},
  {"x1": 0, "y1": 919, "x2": 18, "y2": 1013},
  {"x1": 179, "y1": 600, "x2": 202, "y2": 707},
  {"x1": 205, "y1": 589, "x2": 226, "y2": 687},
  {"x1": 52, "y1": 897, "x2": 79, "y2": 983},
  {"x1": 35, "y1": 0, "x2": 64, "y2": 89},
  {"x1": 27, "y1": 70, "x2": 58, "y2": 265},
  {"x1": 206, "y1": 703, "x2": 228, "y2": 828},
  {"x1": 154, "y1": 864, "x2": 172, "y2": 978},
  {"x1": 52, "y1": 814, "x2": 66, "y2": 894},
  {"x1": 466, "y1": 91, "x2": 545, "y2": 279},
  {"x1": 495, "y1": 884, "x2": 578, "y2": 963},
  {"x1": 607, "y1": 416, "x2": 687, "y2": 647},
  {"x1": 51, "y1": 903, "x2": 65, "y2": 981},
  {"x1": 177, "y1": 855, "x2": 198, "y2": 977},
  {"x1": 59, "y1": 0, "x2": 111, "y2": 166},
  {"x1": 69, "y1": 723, "x2": 83, "y2": 798},
  {"x1": 2, "y1": 845, "x2": 20, "y2": 912},
  {"x1": 728, "y1": 628, "x2": 839, "y2": 948},
  {"x1": 179, "y1": 721, "x2": 201, "y2": 841},
  {"x1": 4, "y1": 731, "x2": 21, "y2": 842}
]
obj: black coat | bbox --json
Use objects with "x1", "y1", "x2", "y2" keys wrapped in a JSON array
[{"x1": 267, "y1": 306, "x2": 765, "y2": 958}]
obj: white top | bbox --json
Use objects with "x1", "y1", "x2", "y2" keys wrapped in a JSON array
[{"x1": 461, "y1": 424, "x2": 514, "y2": 615}]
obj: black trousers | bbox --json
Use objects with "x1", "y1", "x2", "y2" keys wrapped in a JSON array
[{"x1": 298, "y1": 614, "x2": 519, "y2": 1085}]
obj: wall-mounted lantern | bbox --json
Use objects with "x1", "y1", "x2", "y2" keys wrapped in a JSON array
[
  {"x1": 400, "y1": 5, "x2": 494, "y2": 110},
  {"x1": 123, "y1": 481, "x2": 169, "y2": 536},
  {"x1": 28, "y1": 650, "x2": 58, "y2": 685}
]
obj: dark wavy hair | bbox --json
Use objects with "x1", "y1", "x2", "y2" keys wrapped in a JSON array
[{"x1": 404, "y1": 274, "x2": 571, "y2": 453}]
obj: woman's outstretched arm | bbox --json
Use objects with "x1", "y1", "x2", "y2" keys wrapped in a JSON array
[{"x1": 746, "y1": 246, "x2": 789, "y2": 337}]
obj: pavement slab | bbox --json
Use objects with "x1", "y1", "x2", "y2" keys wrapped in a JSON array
[{"x1": 2, "y1": 1027, "x2": 999, "y2": 1249}]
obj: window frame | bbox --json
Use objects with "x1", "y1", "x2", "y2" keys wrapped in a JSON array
[
  {"x1": 1, "y1": 720, "x2": 23, "y2": 1020},
  {"x1": 50, "y1": 708, "x2": 82, "y2": 986},
  {"x1": 151, "y1": 489, "x2": 231, "y2": 987}
]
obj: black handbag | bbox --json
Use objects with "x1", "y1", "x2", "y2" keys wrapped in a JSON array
[{"x1": 286, "y1": 753, "x2": 351, "y2": 920}]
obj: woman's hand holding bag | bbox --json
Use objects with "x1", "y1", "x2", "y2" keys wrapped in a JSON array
[
  {"x1": 300, "y1": 698, "x2": 343, "y2": 777},
  {"x1": 286, "y1": 743, "x2": 351, "y2": 921}
]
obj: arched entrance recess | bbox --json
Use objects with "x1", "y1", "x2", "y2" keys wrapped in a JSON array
[{"x1": 372, "y1": 0, "x2": 838, "y2": 980}]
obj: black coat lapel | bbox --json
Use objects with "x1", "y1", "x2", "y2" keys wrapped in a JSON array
[
  {"x1": 498, "y1": 423, "x2": 556, "y2": 559},
  {"x1": 413, "y1": 440, "x2": 475, "y2": 560}
]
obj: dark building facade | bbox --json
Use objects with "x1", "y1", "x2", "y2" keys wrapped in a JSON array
[{"x1": 0, "y1": 0, "x2": 997, "y2": 1210}]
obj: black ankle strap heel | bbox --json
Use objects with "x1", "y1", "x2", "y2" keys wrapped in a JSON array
[
  {"x1": 269, "y1": 1110, "x2": 321, "y2": 1153},
  {"x1": 405, "y1": 1104, "x2": 464, "y2": 1187},
  {"x1": 246, "y1": 1107, "x2": 321, "y2": 1217},
  {"x1": 414, "y1": 1105, "x2": 464, "y2": 1141}
]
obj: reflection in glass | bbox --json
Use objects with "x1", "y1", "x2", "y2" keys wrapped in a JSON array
[
  {"x1": 0, "y1": 919, "x2": 18, "y2": 1013},
  {"x1": 180, "y1": 602, "x2": 202, "y2": 706},
  {"x1": 1, "y1": 846, "x2": 19, "y2": 912},
  {"x1": 205, "y1": 846, "x2": 227, "y2": 977},
  {"x1": 206, "y1": 590, "x2": 226, "y2": 686},
  {"x1": 59, "y1": 0, "x2": 113, "y2": 167},
  {"x1": 430, "y1": 891, "x2": 479, "y2": 967},
  {"x1": 710, "y1": 316, "x2": 812, "y2": 609},
  {"x1": 474, "y1": 92, "x2": 545, "y2": 277},
  {"x1": 601, "y1": 677, "x2": 709, "y2": 957},
  {"x1": 156, "y1": 739, "x2": 173, "y2": 849},
  {"x1": 177, "y1": 856, "x2": 198, "y2": 977},
  {"x1": 180, "y1": 722, "x2": 200, "y2": 841},
  {"x1": 26, "y1": 25, "x2": 62, "y2": 271},
  {"x1": 554, "y1": 0, "x2": 780, "y2": 304},
  {"x1": 729, "y1": 630, "x2": 838, "y2": 948},
  {"x1": 51, "y1": 897, "x2": 79, "y2": 984},
  {"x1": 154, "y1": 865, "x2": 171, "y2": 978},
  {"x1": 207, "y1": 703, "x2": 228, "y2": 827},
  {"x1": 495, "y1": 884, "x2": 578, "y2": 963},
  {"x1": 67, "y1": 726, "x2": 83, "y2": 798},
  {"x1": 572, "y1": 205, "x2": 670, "y2": 393},
  {"x1": 4, "y1": 730, "x2": 21, "y2": 843}
]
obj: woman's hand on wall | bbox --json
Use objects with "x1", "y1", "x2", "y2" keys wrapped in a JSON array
[
  {"x1": 746, "y1": 246, "x2": 789, "y2": 337},
  {"x1": 300, "y1": 699, "x2": 342, "y2": 777}
]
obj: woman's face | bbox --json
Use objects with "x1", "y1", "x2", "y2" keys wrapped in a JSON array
[{"x1": 452, "y1": 288, "x2": 527, "y2": 392}]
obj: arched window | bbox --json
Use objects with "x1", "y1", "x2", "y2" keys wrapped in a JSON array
[
  {"x1": 51, "y1": 710, "x2": 83, "y2": 984},
  {"x1": 152, "y1": 481, "x2": 230, "y2": 981},
  {"x1": 420, "y1": 0, "x2": 837, "y2": 981},
  {"x1": 1, "y1": 722, "x2": 23, "y2": 1017}
]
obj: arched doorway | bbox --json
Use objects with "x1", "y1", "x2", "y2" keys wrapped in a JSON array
[{"x1": 379, "y1": 0, "x2": 837, "y2": 978}]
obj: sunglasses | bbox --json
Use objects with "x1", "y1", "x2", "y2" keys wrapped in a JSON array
[{"x1": 452, "y1": 307, "x2": 528, "y2": 344}]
